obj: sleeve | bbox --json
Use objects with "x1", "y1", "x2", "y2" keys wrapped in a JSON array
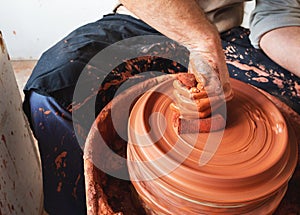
[{"x1": 249, "y1": 0, "x2": 300, "y2": 49}]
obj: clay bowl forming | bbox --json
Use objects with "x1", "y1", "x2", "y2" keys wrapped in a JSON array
[{"x1": 83, "y1": 74, "x2": 299, "y2": 215}]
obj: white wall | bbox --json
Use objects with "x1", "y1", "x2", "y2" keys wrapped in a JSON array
[{"x1": 0, "y1": 0, "x2": 118, "y2": 60}]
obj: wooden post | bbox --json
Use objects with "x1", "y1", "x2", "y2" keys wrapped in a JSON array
[{"x1": 0, "y1": 32, "x2": 46, "y2": 214}]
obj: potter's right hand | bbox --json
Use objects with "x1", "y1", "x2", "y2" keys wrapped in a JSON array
[
  {"x1": 172, "y1": 72, "x2": 225, "y2": 119},
  {"x1": 187, "y1": 49, "x2": 233, "y2": 103},
  {"x1": 171, "y1": 42, "x2": 233, "y2": 118}
]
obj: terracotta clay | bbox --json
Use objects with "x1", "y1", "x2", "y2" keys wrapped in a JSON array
[{"x1": 127, "y1": 77, "x2": 298, "y2": 214}]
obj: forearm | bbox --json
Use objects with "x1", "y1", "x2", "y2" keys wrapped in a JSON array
[
  {"x1": 260, "y1": 26, "x2": 300, "y2": 77},
  {"x1": 120, "y1": 0, "x2": 221, "y2": 51}
]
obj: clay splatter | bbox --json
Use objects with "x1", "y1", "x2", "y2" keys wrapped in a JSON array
[
  {"x1": 72, "y1": 174, "x2": 81, "y2": 199},
  {"x1": 55, "y1": 151, "x2": 67, "y2": 169},
  {"x1": 44, "y1": 110, "x2": 51, "y2": 115},
  {"x1": 272, "y1": 78, "x2": 284, "y2": 89},
  {"x1": 57, "y1": 181, "x2": 63, "y2": 192},
  {"x1": 252, "y1": 77, "x2": 269, "y2": 83},
  {"x1": 227, "y1": 60, "x2": 270, "y2": 77},
  {"x1": 294, "y1": 82, "x2": 300, "y2": 97}
]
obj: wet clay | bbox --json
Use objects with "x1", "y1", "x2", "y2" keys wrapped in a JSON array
[
  {"x1": 127, "y1": 77, "x2": 298, "y2": 214},
  {"x1": 171, "y1": 73, "x2": 226, "y2": 133}
]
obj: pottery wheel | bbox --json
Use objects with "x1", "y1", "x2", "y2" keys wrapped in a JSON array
[
  {"x1": 127, "y1": 77, "x2": 298, "y2": 213},
  {"x1": 84, "y1": 74, "x2": 299, "y2": 215}
]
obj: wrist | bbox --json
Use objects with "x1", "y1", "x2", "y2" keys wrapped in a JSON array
[{"x1": 183, "y1": 22, "x2": 221, "y2": 52}]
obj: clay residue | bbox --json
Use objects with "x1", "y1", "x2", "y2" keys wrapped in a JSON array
[
  {"x1": 226, "y1": 60, "x2": 270, "y2": 77},
  {"x1": 44, "y1": 110, "x2": 51, "y2": 115},
  {"x1": 57, "y1": 181, "x2": 63, "y2": 192},
  {"x1": 55, "y1": 151, "x2": 67, "y2": 169},
  {"x1": 224, "y1": 45, "x2": 238, "y2": 59},
  {"x1": 72, "y1": 174, "x2": 81, "y2": 199},
  {"x1": 252, "y1": 77, "x2": 269, "y2": 83},
  {"x1": 225, "y1": 60, "x2": 294, "y2": 93},
  {"x1": 272, "y1": 77, "x2": 284, "y2": 89},
  {"x1": 38, "y1": 108, "x2": 51, "y2": 115},
  {"x1": 294, "y1": 82, "x2": 300, "y2": 97}
]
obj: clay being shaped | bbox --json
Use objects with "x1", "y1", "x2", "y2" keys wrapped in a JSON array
[
  {"x1": 171, "y1": 73, "x2": 226, "y2": 133},
  {"x1": 127, "y1": 76, "x2": 298, "y2": 215}
]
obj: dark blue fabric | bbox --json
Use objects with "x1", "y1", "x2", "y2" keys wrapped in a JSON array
[{"x1": 27, "y1": 91, "x2": 85, "y2": 215}]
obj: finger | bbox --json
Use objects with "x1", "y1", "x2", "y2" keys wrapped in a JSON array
[
  {"x1": 172, "y1": 97, "x2": 225, "y2": 119},
  {"x1": 173, "y1": 80, "x2": 191, "y2": 98},
  {"x1": 170, "y1": 102, "x2": 210, "y2": 119},
  {"x1": 173, "y1": 80, "x2": 205, "y2": 100},
  {"x1": 194, "y1": 96, "x2": 222, "y2": 112},
  {"x1": 194, "y1": 73, "x2": 206, "y2": 90},
  {"x1": 169, "y1": 102, "x2": 180, "y2": 114},
  {"x1": 191, "y1": 90, "x2": 208, "y2": 99},
  {"x1": 174, "y1": 89, "x2": 222, "y2": 112},
  {"x1": 188, "y1": 60, "x2": 207, "y2": 87},
  {"x1": 174, "y1": 80, "x2": 213, "y2": 100},
  {"x1": 196, "y1": 99, "x2": 224, "y2": 118},
  {"x1": 173, "y1": 91, "x2": 199, "y2": 112},
  {"x1": 170, "y1": 102, "x2": 200, "y2": 119},
  {"x1": 206, "y1": 76, "x2": 222, "y2": 95}
]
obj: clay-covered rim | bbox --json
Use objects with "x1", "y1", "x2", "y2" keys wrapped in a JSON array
[{"x1": 128, "y1": 76, "x2": 298, "y2": 204}]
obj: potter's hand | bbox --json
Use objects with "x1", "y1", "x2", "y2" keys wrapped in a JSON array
[
  {"x1": 172, "y1": 72, "x2": 225, "y2": 119},
  {"x1": 187, "y1": 44, "x2": 233, "y2": 102},
  {"x1": 171, "y1": 46, "x2": 233, "y2": 118}
]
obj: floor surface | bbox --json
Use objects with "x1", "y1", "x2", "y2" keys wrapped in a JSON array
[{"x1": 11, "y1": 60, "x2": 37, "y2": 99}]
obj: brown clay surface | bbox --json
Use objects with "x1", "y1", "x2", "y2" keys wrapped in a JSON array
[{"x1": 84, "y1": 75, "x2": 299, "y2": 214}]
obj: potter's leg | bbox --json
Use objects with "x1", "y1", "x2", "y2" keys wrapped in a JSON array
[
  {"x1": 24, "y1": 91, "x2": 86, "y2": 215},
  {"x1": 221, "y1": 27, "x2": 300, "y2": 114}
]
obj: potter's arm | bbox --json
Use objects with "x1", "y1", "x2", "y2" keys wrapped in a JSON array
[
  {"x1": 120, "y1": 0, "x2": 230, "y2": 88},
  {"x1": 260, "y1": 27, "x2": 300, "y2": 78},
  {"x1": 120, "y1": 0, "x2": 218, "y2": 47},
  {"x1": 250, "y1": 0, "x2": 300, "y2": 77}
]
